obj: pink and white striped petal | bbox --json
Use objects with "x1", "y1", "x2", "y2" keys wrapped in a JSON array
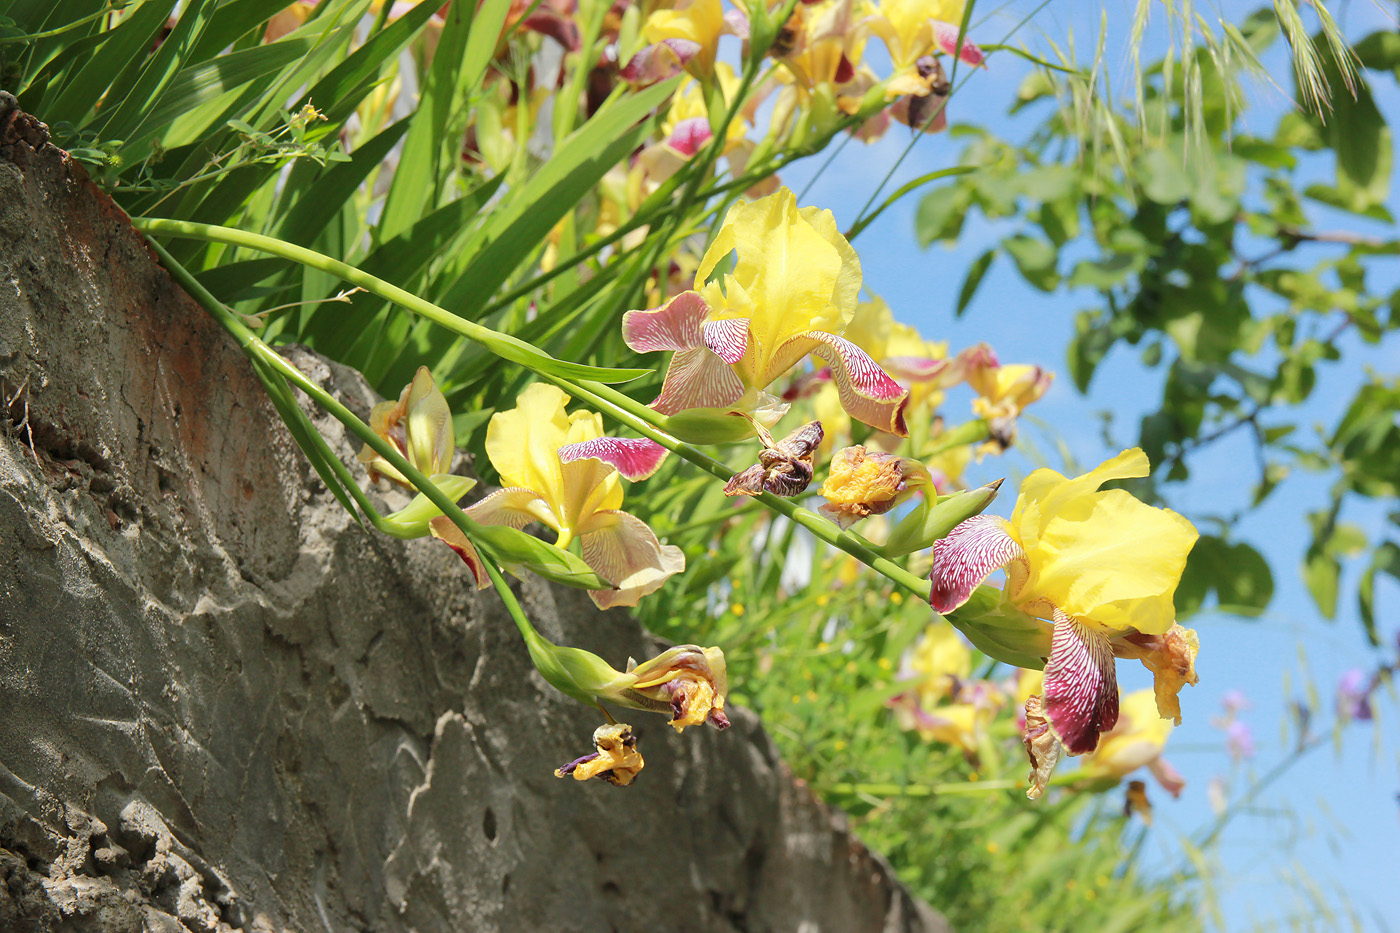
[
  {"x1": 932, "y1": 20, "x2": 986, "y2": 67},
  {"x1": 619, "y1": 38, "x2": 702, "y2": 84},
  {"x1": 665, "y1": 116, "x2": 713, "y2": 157},
  {"x1": 1043, "y1": 611, "x2": 1120, "y2": 755},
  {"x1": 521, "y1": 7, "x2": 580, "y2": 51},
  {"x1": 1148, "y1": 757, "x2": 1186, "y2": 799},
  {"x1": 428, "y1": 515, "x2": 490, "y2": 590},
  {"x1": 622, "y1": 290, "x2": 709, "y2": 353},
  {"x1": 929, "y1": 514, "x2": 1024, "y2": 612},
  {"x1": 722, "y1": 7, "x2": 750, "y2": 38},
  {"x1": 944, "y1": 343, "x2": 998, "y2": 385},
  {"x1": 883, "y1": 355, "x2": 950, "y2": 383},
  {"x1": 652, "y1": 347, "x2": 747, "y2": 415},
  {"x1": 464, "y1": 487, "x2": 553, "y2": 531},
  {"x1": 558, "y1": 437, "x2": 669, "y2": 481},
  {"x1": 776, "y1": 331, "x2": 910, "y2": 436},
  {"x1": 701, "y1": 318, "x2": 750, "y2": 364},
  {"x1": 579, "y1": 510, "x2": 686, "y2": 609},
  {"x1": 781, "y1": 366, "x2": 834, "y2": 401}
]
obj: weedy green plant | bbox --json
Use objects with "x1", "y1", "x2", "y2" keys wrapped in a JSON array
[{"x1": 3, "y1": 0, "x2": 1389, "y2": 929}]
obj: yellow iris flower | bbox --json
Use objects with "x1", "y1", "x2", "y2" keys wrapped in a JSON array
[
  {"x1": 465, "y1": 384, "x2": 683, "y2": 609},
  {"x1": 891, "y1": 624, "x2": 1001, "y2": 757},
  {"x1": 357, "y1": 366, "x2": 454, "y2": 487},
  {"x1": 1081, "y1": 690, "x2": 1186, "y2": 797},
  {"x1": 910, "y1": 622, "x2": 971, "y2": 704},
  {"x1": 866, "y1": 0, "x2": 965, "y2": 74},
  {"x1": 624, "y1": 187, "x2": 909, "y2": 441},
  {"x1": 931, "y1": 448, "x2": 1199, "y2": 754},
  {"x1": 642, "y1": 0, "x2": 726, "y2": 78}
]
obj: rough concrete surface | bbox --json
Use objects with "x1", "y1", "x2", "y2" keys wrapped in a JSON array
[{"x1": 0, "y1": 95, "x2": 947, "y2": 933}]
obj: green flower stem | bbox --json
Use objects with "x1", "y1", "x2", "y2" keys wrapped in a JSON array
[
  {"x1": 825, "y1": 771, "x2": 1084, "y2": 798},
  {"x1": 152, "y1": 238, "x2": 614, "y2": 708},
  {"x1": 477, "y1": 543, "x2": 558, "y2": 671},
  {"x1": 544, "y1": 375, "x2": 935, "y2": 600},
  {"x1": 139, "y1": 217, "x2": 969, "y2": 604},
  {"x1": 141, "y1": 218, "x2": 934, "y2": 600},
  {"x1": 922, "y1": 418, "x2": 992, "y2": 456},
  {"x1": 131, "y1": 218, "x2": 647, "y2": 384}
]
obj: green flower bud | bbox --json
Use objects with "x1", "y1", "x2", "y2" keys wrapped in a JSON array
[
  {"x1": 946, "y1": 584, "x2": 1052, "y2": 670},
  {"x1": 882, "y1": 479, "x2": 1003, "y2": 558},
  {"x1": 657, "y1": 408, "x2": 761, "y2": 445},
  {"x1": 378, "y1": 475, "x2": 478, "y2": 538}
]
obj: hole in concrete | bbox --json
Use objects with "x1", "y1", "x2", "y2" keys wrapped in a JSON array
[{"x1": 482, "y1": 807, "x2": 497, "y2": 842}]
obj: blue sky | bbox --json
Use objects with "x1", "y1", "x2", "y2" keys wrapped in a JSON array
[{"x1": 781, "y1": 1, "x2": 1399, "y2": 928}]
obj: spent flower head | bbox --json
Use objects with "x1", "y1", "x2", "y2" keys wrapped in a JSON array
[
  {"x1": 819, "y1": 445, "x2": 930, "y2": 528},
  {"x1": 556, "y1": 723, "x2": 645, "y2": 786}
]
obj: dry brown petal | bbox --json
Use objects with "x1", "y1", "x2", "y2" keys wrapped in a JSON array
[{"x1": 1022, "y1": 694, "x2": 1063, "y2": 800}]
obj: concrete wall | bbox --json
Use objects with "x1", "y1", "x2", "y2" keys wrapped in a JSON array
[{"x1": 0, "y1": 95, "x2": 944, "y2": 933}]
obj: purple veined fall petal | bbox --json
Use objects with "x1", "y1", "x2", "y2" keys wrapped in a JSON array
[
  {"x1": 929, "y1": 514, "x2": 1025, "y2": 613},
  {"x1": 722, "y1": 7, "x2": 750, "y2": 39},
  {"x1": 1147, "y1": 757, "x2": 1186, "y2": 799},
  {"x1": 579, "y1": 510, "x2": 686, "y2": 610},
  {"x1": 558, "y1": 436, "x2": 670, "y2": 481},
  {"x1": 622, "y1": 290, "x2": 709, "y2": 352},
  {"x1": 780, "y1": 365, "x2": 834, "y2": 401},
  {"x1": 1043, "y1": 611, "x2": 1120, "y2": 755},
  {"x1": 700, "y1": 318, "x2": 750, "y2": 364},
  {"x1": 948, "y1": 342, "x2": 999, "y2": 385},
  {"x1": 775, "y1": 331, "x2": 910, "y2": 436},
  {"x1": 931, "y1": 20, "x2": 986, "y2": 67},
  {"x1": 651, "y1": 347, "x2": 747, "y2": 414},
  {"x1": 522, "y1": 7, "x2": 581, "y2": 51},
  {"x1": 554, "y1": 751, "x2": 599, "y2": 777},
  {"x1": 427, "y1": 515, "x2": 490, "y2": 590},
  {"x1": 619, "y1": 37, "x2": 702, "y2": 84},
  {"x1": 665, "y1": 115, "x2": 713, "y2": 156},
  {"x1": 464, "y1": 487, "x2": 554, "y2": 530},
  {"x1": 882, "y1": 355, "x2": 950, "y2": 382}
]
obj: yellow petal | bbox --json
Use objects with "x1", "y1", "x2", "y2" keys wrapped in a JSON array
[
  {"x1": 842, "y1": 295, "x2": 897, "y2": 361},
  {"x1": 1118, "y1": 624, "x2": 1200, "y2": 724},
  {"x1": 886, "y1": 320, "x2": 946, "y2": 362},
  {"x1": 696, "y1": 188, "x2": 861, "y2": 387},
  {"x1": 559, "y1": 458, "x2": 623, "y2": 533},
  {"x1": 1010, "y1": 449, "x2": 1198, "y2": 634},
  {"x1": 1013, "y1": 448, "x2": 1148, "y2": 547},
  {"x1": 1081, "y1": 690, "x2": 1171, "y2": 779},
  {"x1": 910, "y1": 622, "x2": 971, "y2": 704},
  {"x1": 555, "y1": 723, "x2": 645, "y2": 786},
  {"x1": 403, "y1": 366, "x2": 454, "y2": 476},
  {"x1": 871, "y1": 0, "x2": 964, "y2": 64},
  {"x1": 485, "y1": 383, "x2": 571, "y2": 513},
  {"x1": 915, "y1": 702, "x2": 984, "y2": 753},
  {"x1": 1028, "y1": 490, "x2": 1196, "y2": 633},
  {"x1": 578, "y1": 510, "x2": 686, "y2": 609},
  {"x1": 643, "y1": 0, "x2": 724, "y2": 74}
]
